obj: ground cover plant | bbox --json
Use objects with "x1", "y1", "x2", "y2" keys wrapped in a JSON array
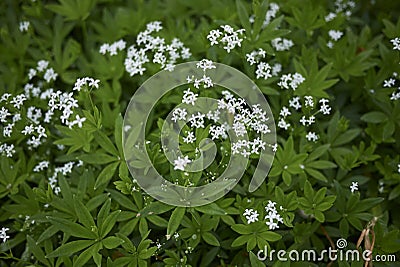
[{"x1": 1, "y1": 0, "x2": 400, "y2": 266}]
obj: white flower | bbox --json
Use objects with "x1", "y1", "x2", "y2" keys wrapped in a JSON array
[
  {"x1": 243, "y1": 209, "x2": 259, "y2": 224},
  {"x1": 183, "y1": 131, "x2": 196, "y2": 144},
  {"x1": 350, "y1": 181, "x2": 359, "y2": 193},
  {"x1": 325, "y1": 12, "x2": 337, "y2": 22},
  {"x1": 0, "y1": 107, "x2": 11, "y2": 123},
  {"x1": 264, "y1": 201, "x2": 283, "y2": 230},
  {"x1": 328, "y1": 30, "x2": 343, "y2": 41},
  {"x1": 37, "y1": 60, "x2": 49, "y2": 72},
  {"x1": 272, "y1": 63, "x2": 282, "y2": 76},
  {"x1": 289, "y1": 96, "x2": 302, "y2": 110},
  {"x1": 196, "y1": 59, "x2": 216, "y2": 71},
  {"x1": 304, "y1": 96, "x2": 314, "y2": 108},
  {"x1": 28, "y1": 68, "x2": 37, "y2": 80},
  {"x1": 391, "y1": 37, "x2": 400, "y2": 51},
  {"x1": 271, "y1": 37, "x2": 294, "y2": 51},
  {"x1": 44, "y1": 68, "x2": 58, "y2": 82},
  {"x1": 99, "y1": 39, "x2": 126, "y2": 55},
  {"x1": 69, "y1": 115, "x2": 86, "y2": 128},
  {"x1": 209, "y1": 124, "x2": 227, "y2": 140},
  {"x1": 182, "y1": 89, "x2": 198, "y2": 105},
  {"x1": 0, "y1": 93, "x2": 12, "y2": 103},
  {"x1": 34, "y1": 161, "x2": 50, "y2": 172},
  {"x1": 22, "y1": 124, "x2": 35, "y2": 135},
  {"x1": 188, "y1": 112, "x2": 205, "y2": 128},
  {"x1": 207, "y1": 29, "x2": 222, "y2": 45},
  {"x1": 207, "y1": 25, "x2": 245, "y2": 53},
  {"x1": 383, "y1": 78, "x2": 396, "y2": 87},
  {"x1": 279, "y1": 106, "x2": 291, "y2": 118},
  {"x1": 256, "y1": 62, "x2": 272, "y2": 79},
  {"x1": 19, "y1": 21, "x2": 30, "y2": 32},
  {"x1": 174, "y1": 155, "x2": 191, "y2": 171},
  {"x1": 171, "y1": 108, "x2": 187, "y2": 122},
  {"x1": 0, "y1": 143, "x2": 15, "y2": 158},
  {"x1": 272, "y1": 143, "x2": 278, "y2": 152},
  {"x1": 0, "y1": 227, "x2": 10, "y2": 243},
  {"x1": 278, "y1": 118, "x2": 290, "y2": 130},
  {"x1": 10, "y1": 94, "x2": 27, "y2": 109},
  {"x1": 319, "y1": 98, "x2": 332, "y2": 115},
  {"x1": 278, "y1": 73, "x2": 305, "y2": 90},
  {"x1": 291, "y1": 73, "x2": 305, "y2": 89},
  {"x1": 263, "y1": 3, "x2": 280, "y2": 26},
  {"x1": 306, "y1": 131, "x2": 319, "y2": 142},
  {"x1": 88, "y1": 78, "x2": 100, "y2": 88}
]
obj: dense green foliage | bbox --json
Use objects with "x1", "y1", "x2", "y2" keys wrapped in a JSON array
[{"x1": 1, "y1": 0, "x2": 400, "y2": 266}]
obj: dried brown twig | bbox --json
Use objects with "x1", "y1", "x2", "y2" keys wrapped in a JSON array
[{"x1": 356, "y1": 217, "x2": 379, "y2": 267}]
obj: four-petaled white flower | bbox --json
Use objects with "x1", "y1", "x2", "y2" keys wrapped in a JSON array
[
  {"x1": 350, "y1": 181, "x2": 359, "y2": 193},
  {"x1": 174, "y1": 155, "x2": 191, "y2": 171},
  {"x1": 0, "y1": 227, "x2": 10, "y2": 243},
  {"x1": 391, "y1": 37, "x2": 400, "y2": 51}
]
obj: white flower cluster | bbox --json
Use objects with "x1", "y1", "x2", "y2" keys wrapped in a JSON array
[
  {"x1": 207, "y1": 25, "x2": 245, "y2": 53},
  {"x1": 0, "y1": 143, "x2": 15, "y2": 158},
  {"x1": 327, "y1": 30, "x2": 344, "y2": 48},
  {"x1": 249, "y1": 2, "x2": 280, "y2": 28},
  {"x1": 391, "y1": 37, "x2": 400, "y2": 51},
  {"x1": 325, "y1": 0, "x2": 356, "y2": 22},
  {"x1": 19, "y1": 21, "x2": 30, "y2": 32},
  {"x1": 271, "y1": 37, "x2": 294, "y2": 52},
  {"x1": 0, "y1": 227, "x2": 10, "y2": 243},
  {"x1": 246, "y1": 49, "x2": 282, "y2": 79},
  {"x1": 278, "y1": 96, "x2": 331, "y2": 142},
  {"x1": 99, "y1": 39, "x2": 126, "y2": 56},
  {"x1": 264, "y1": 201, "x2": 283, "y2": 230},
  {"x1": 277, "y1": 73, "x2": 305, "y2": 90},
  {"x1": 123, "y1": 21, "x2": 191, "y2": 76},
  {"x1": 27, "y1": 60, "x2": 58, "y2": 83},
  {"x1": 33, "y1": 160, "x2": 50, "y2": 172},
  {"x1": 0, "y1": 61, "x2": 98, "y2": 160},
  {"x1": 73, "y1": 77, "x2": 100, "y2": 91},
  {"x1": 170, "y1": 59, "x2": 273, "y2": 172},
  {"x1": 383, "y1": 72, "x2": 400, "y2": 101},
  {"x1": 243, "y1": 208, "x2": 259, "y2": 224},
  {"x1": 46, "y1": 161, "x2": 82, "y2": 195}
]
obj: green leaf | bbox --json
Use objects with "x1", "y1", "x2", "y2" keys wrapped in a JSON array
[
  {"x1": 236, "y1": 0, "x2": 251, "y2": 35},
  {"x1": 78, "y1": 153, "x2": 118, "y2": 165},
  {"x1": 94, "y1": 161, "x2": 119, "y2": 189},
  {"x1": 249, "y1": 251, "x2": 265, "y2": 267},
  {"x1": 361, "y1": 111, "x2": 388, "y2": 123},
  {"x1": 202, "y1": 232, "x2": 220, "y2": 246},
  {"x1": 47, "y1": 216, "x2": 97, "y2": 239},
  {"x1": 102, "y1": 236, "x2": 124, "y2": 249},
  {"x1": 27, "y1": 236, "x2": 49, "y2": 266},
  {"x1": 258, "y1": 231, "x2": 282, "y2": 242},
  {"x1": 307, "y1": 160, "x2": 337, "y2": 169},
  {"x1": 232, "y1": 224, "x2": 253, "y2": 235},
  {"x1": 99, "y1": 210, "x2": 121, "y2": 238},
  {"x1": 46, "y1": 239, "x2": 95, "y2": 258},
  {"x1": 332, "y1": 129, "x2": 361, "y2": 146},
  {"x1": 74, "y1": 196, "x2": 95, "y2": 229},
  {"x1": 74, "y1": 242, "x2": 101, "y2": 267},
  {"x1": 94, "y1": 130, "x2": 119, "y2": 156},
  {"x1": 195, "y1": 203, "x2": 227, "y2": 215},
  {"x1": 303, "y1": 180, "x2": 314, "y2": 200},
  {"x1": 231, "y1": 235, "x2": 251, "y2": 247},
  {"x1": 167, "y1": 207, "x2": 186, "y2": 237}
]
